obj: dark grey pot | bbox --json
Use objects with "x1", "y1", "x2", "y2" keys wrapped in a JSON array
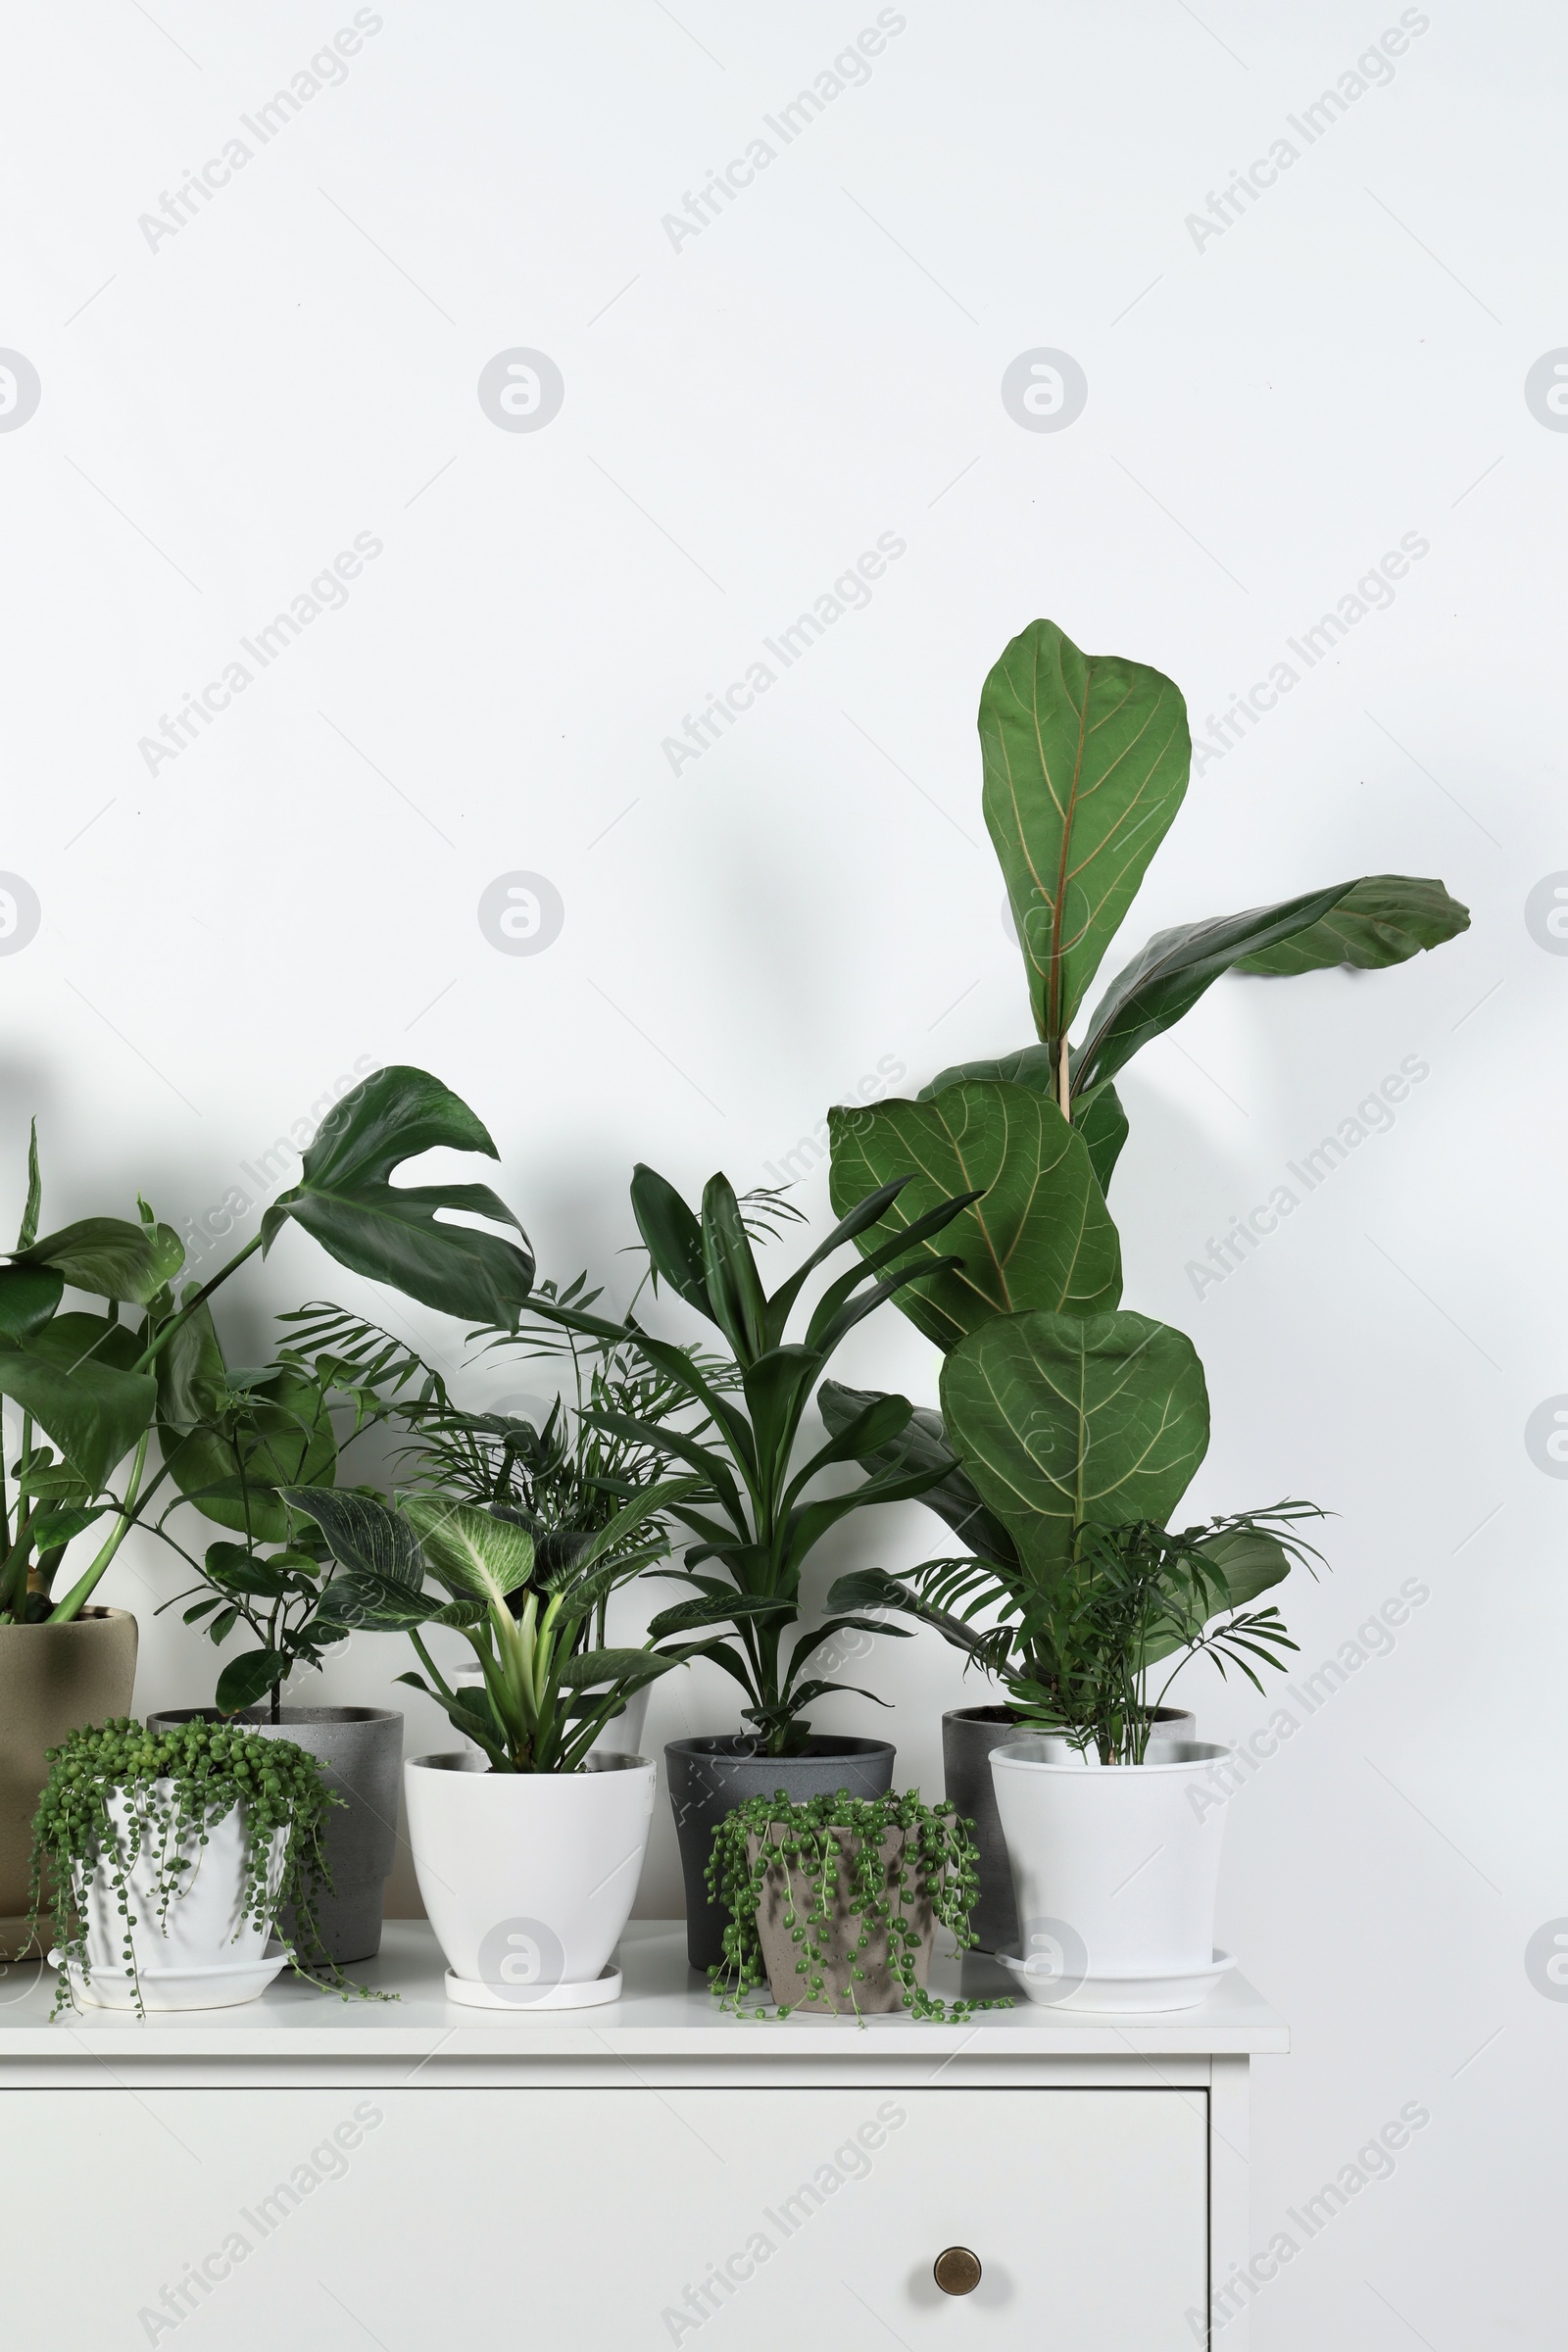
[
  {"x1": 665, "y1": 1734, "x2": 895, "y2": 1971},
  {"x1": 944, "y1": 1702, "x2": 1197, "y2": 1954},
  {"x1": 146, "y1": 1706, "x2": 403, "y2": 1964}
]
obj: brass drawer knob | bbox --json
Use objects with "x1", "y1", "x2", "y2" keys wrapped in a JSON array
[{"x1": 933, "y1": 2246, "x2": 982, "y2": 2296}]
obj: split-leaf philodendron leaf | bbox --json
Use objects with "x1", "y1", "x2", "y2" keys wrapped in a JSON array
[
  {"x1": 261, "y1": 1065, "x2": 534, "y2": 1328},
  {"x1": 827, "y1": 1082, "x2": 1121, "y2": 1349},
  {"x1": 938, "y1": 1309, "x2": 1209, "y2": 1576}
]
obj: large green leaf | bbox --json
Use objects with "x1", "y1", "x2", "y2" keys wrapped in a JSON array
[
  {"x1": 939, "y1": 1309, "x2": 1209, "y2": 1576},
  {"x1": 818, "y1": 1380, "x2": 1017, "y2": 1564},
  {"x1": 0, "y1": 1263, "x2": 63, "y2": 1340},
  {"x1": 979, "y1": 618, "x2": 1191, "y2": 1049},
  {"x1": 261, "y1": 1066, "x2": 534, "y2": 1328},
  {"x1": 1139, "y1": 1522, "x2": 1294, "y2": 1667},
  {"x1": 827, "y1": 1081, "x2": 1120, "y2": 1349},
  {"x1": 1071, "y1": 886, "x2": 1352, "y2": 1098},
  {"x1": 0, "y1": 1341, "x2": 156, "y2": 1493},
  {"x1": 629, "y1": 1164, "x2": 713, "y2": 1320},
  {"x1": 400, "y1": 1494, "x2": 535, "y2": 1607},
  {"x1": 1235, "y1": 874, "x2": 1470, "y2": 975},
  {"x1": 281, "y1": 1488, "x2": 424, "y2": 1590},
  {"x1": 157, "y1": 1304, "x2": 336, "y2": 1541},
  {"x1": 1074, "y1": 1084, "x2": 1129, "y2": 1196},
  {"x1": 14, "y1": 1216, "x2": 183, "y2": 1304}
]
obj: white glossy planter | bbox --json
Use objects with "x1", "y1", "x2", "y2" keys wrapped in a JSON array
[
  {"x1": 405, "y1": 1752, "x2": 656, "y2": 2011},
  {"x1": 57, "y1": 1784, "x2": 288, "y2": 2011},
  {"x1": 990, "y1": 1738, "x2": 1237, "y2": 2012},
  {"x1": 449, "y1": 1671, "x2": 650, "y2": 1764}
]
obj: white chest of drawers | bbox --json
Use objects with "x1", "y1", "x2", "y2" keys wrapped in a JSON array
[{"x1": 2, "y1": 1923, "x2": 1285, "y2": 2350}]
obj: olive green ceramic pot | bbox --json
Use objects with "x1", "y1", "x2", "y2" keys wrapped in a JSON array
[{"x1": 0, "y1": 1608, "x2": 139, "y2": 1958}]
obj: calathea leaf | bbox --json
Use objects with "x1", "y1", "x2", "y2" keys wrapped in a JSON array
[
  {"x1": 939, "y1": 1309, "x2": 1210, "y2": 1576},
  {"x1": 400, "y1": 1494, "x2": 535, "y2": 1607},
  {"x1": 280, "y1": 1487, "x2": 425, "y2": 1591},
  {"x1": 1234, "y1": 874, "x2": 1470, "y2": 975},
  {"x1": 979, "y1": 617, "x2": 1191, "y2": 1052},
  {"x1": 1071, "y1": 885, "x2": 1353, "y2": 1098},
  {"x1": 827, "y1": 1081, "x2": 1121, "y2": 1350},
  {"x1": 261, "y1": 1065, "x2": 534, "y2": 1328}
]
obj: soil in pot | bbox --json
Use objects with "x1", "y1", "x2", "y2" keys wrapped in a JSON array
[
  {"x1": 749, "y1": 1824, "x2": 934, "y2": 2014},
  {"x1": 0, "y1": 1609, "x2": 138, "y2": 1959},
  {"x1": 145, "y1": 1707, "x2": 402, "y2": 1964},
  {"x1": 666, "y1": 1735, "x2": 896, "y2": 1971},
  {"x1": 945, "y1": 1702, "x2": 1197, "y2": 1954}
]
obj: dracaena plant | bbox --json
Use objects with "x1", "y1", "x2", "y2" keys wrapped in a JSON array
[
  {"x1": 0, "y1": 1068, "x2": 532, "y2": 1634},
  {"x1": 829, "y1": 1305, "x2": 1324, "y2": 1741},
  {"x1": 497, "y1": 1165, "x2": 978, "y2": 1758},
  {"x1": 285, "y1": 1480, "x2": 710, "y2": 1773}
]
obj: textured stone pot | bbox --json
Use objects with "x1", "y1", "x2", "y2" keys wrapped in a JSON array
[
  {"x1": 146, "y1": 1707, "x2": 402, "y2": 1964},
  {"x1": 748, "y1": 1824, "x2": 934, "y2": 2013},
  {"x1": 944, "y1": 1702, "x2": 1197, "y2": 1954},
  {"x1": 0, "y1": 1609, "x2": 138, "y2": 1959},
  {"x1": 665, "y1": 1735, "x2": 896, "y2": 1971}
]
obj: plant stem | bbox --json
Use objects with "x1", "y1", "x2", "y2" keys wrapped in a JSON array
[
  {"x1": 131, "y1": 1231, "x2": 264, "y2": 1373},
  {"x1": 1056, "y1": 1033, "x2": 1071, "y2": 1117},
  {"x1": 46, "y1": 1433, "x2": 150, "y2": 1623}
]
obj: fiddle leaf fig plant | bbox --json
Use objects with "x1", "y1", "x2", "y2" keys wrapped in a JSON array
[{"x1": 0, "y1": 1068, "x2": 533, "y2": 1631}]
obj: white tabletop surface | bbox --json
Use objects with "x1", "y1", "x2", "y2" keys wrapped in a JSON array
[{"x1": 0, "y1": 1921, "x2": 1288, "y2": 2061}]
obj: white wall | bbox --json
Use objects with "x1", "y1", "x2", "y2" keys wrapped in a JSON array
[{"x1": 3, "y1": 3, "x2": 1562, "y2": 2341}]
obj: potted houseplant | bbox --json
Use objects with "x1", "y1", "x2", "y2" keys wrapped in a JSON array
[
  {"x1": 707, "y1": 1787, "x2": 999, "y2": 2020},
  {"x1": 819, "y1": 615, "x2": 1465, "y2": 1928},
  {"x1": 512, "y1": 1165, "x2": 974, "y2": 1968},
  {"x1": 28, "y1": 1714, "x2": 354, "y2": 2015},
  {"x1": 289, "y1": 1476, "x2": 716, "y2": 2008},
  {"x1": 921, "y1": 1301, "x2": 1319, "y2": 2009},
  {"x1": 84, "y1": 1068, "x2": 534, "y2": 1967}
]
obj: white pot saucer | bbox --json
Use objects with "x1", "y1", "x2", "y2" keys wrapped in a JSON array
[
  {"x1": 47, "y1": 1946, "x2": 290, "y2": 2012},
  {"x1": 998, "y1": 1946, "x2": 1237, "y2": 2014},
  {"x1": 444, "y1": 1962, "x2": 623, "y2": 2012}
]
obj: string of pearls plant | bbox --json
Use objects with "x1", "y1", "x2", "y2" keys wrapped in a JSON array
[
  {"x1": 27, "y1": 1717, "x2": 390, "y2": 2019},
  {"x1": 706, "y1": 1788, "x2": 1011, "y2": 2022}
]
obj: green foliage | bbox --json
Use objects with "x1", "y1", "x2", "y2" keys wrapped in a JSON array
[
  {"x1": 705, "y1": 1788, "x2": 1006, "y2": 2021},
  {"x1": 825, "y1": 1082, "x2": 1121, "y2": 1348},
  {"x1": 27, "y1": 1715, "x2": 385, "y2": 2017},
  {"x1": 1004, "y1": 1516, "x2": 1318, "y2": 1763},
  {"x1": 506, "y1": 1166, "x2": 977, "y2": 1755},
  {"x1": 261, "y1": 1066, "x2": 534, "y2": 1327}
]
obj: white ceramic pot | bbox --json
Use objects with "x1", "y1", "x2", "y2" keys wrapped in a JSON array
[
  {"x1": 405, "y1": 1751, "x2": 656, "y2": 2011},
  {"x1": 449, "y1": 1671, "x2": 650, "y2": 1764},
  {"x1": 55, "y1": 1784, "x2": 288, "y2": 2012},
  {"x1": 990, "y1": 1737, "x2": 1238, "y2": 2012}
]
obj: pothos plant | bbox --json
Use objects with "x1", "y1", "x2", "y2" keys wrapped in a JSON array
[
  {"x1": 27, "y1": 1715, "x2": 381, "y2": 2018},
  {"x1": 706, "y1": 1788, "x2": 1006, "y2": 2022},
  {"x1": 501, "y1": 1165, "x2": 980, "y2": 1757},
  {"x1": 0, "y1": 1068, "x2": 532, "y2": 1647},
  {"x1": 818, "y1": 617, "x2": 1464, "y2": 1681}
]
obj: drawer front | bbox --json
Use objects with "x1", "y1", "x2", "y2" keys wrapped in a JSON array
[{"x1": 12, "y1": 2084, "x2": 1205, "y2": 2347}]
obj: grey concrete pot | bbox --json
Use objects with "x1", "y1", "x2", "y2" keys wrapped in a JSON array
[
  {"x1": 665, "y1": 1734, "x2": 895, "y2": 1971},
  {"x1": 748, "y1": 1824, "x2": 934, "y2": 2013},
  {"x1": 146, "y1": 1706, "x2": 402, "y2": 1963},
  {"x1": 944, "y1": 1702, "x2": 1197, "y2": 1955}
]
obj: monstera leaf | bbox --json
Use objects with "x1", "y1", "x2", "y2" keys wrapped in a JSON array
[
  {"x1": 980, "y1": 618, "x2": 1191, "y2": 1054},
  {"x1": 827, "y1": 1082, "x2": 1120, "y2": 1349},
  {"x1": 1235, "y1": 874, "x2": 1470, "y2": 975},
  {"x1": 261, "y1": 1066, "x2": 534, "y2": 1327},
  {"x1": 939, "y1": 1309, "x2": 1209, "y2": 1576}
]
